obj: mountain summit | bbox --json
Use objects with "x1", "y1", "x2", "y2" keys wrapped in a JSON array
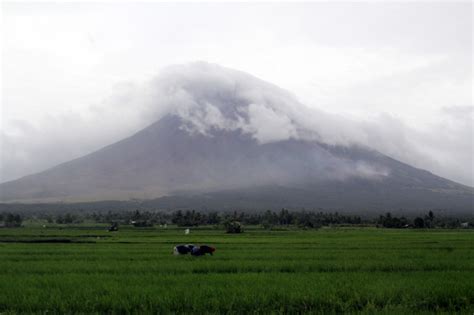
[{"x1": 1, "y1": 63, "x2": 472, "y2": 211}]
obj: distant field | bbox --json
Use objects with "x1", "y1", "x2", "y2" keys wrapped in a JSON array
[{"x1": 0, "y1": 226, "x2": 473, "y2": 314}]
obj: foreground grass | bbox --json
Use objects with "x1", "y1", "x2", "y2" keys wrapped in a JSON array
[{"x1": 0, "y1": 227, "x2": 473, "y2": 314}]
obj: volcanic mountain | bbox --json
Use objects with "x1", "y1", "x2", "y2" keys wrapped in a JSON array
[{"x1": 1, "y1": 63, "x2": 472, "y2": 211}]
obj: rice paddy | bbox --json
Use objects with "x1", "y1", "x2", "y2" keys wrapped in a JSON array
[{"x1": 0, "y1": 226, "x2": 473, "y2": 314}]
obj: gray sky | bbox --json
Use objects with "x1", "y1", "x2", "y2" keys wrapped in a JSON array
[{"x1": 1, "y1": 1, "x2": 473, "y2": 186}]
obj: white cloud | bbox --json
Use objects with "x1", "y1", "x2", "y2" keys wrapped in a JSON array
[{"x1": 244, "y1": 103, "x2": 297, "y2": 143}]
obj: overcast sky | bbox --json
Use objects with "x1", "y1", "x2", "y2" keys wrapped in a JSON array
[{"x1": 1, "y1": 1, "x2": 473, "y2": 186}]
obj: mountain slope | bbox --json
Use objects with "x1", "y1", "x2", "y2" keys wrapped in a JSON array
[
  {"x1": 1, "y1": 113, "x2": 472, "y2": 210},
  {"x1": 0, "y1": 63, "x2": 472, "y2": 211}
]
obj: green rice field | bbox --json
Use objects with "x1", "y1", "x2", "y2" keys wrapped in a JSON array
[{"x1": 1, "y1": 226, "x2": 473, "y2": 314}]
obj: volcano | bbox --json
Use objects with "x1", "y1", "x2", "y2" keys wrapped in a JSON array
[{"x1": 1, "y1": 63, "x2": 472, "y2": 211}]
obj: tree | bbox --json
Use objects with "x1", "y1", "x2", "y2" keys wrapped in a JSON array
[
  {"x1": 414, "y1": 217, "x2": 425, "y2": 228},
  {"x1": 207, "y1": 212, "x2": 220, "y2": 225},
  {"x1": 262, "y1": 210, "x2": 278, "y2": 230},
  {"x1": 428, "y1": 211, "x2": 434, "y2": 220},
  {"x1": 425, "y1": 210, "x2": 435, "y2": 228},
  {"x1": 171, "y1": 210, "x2": 184, "y2": 225},
  {"x1": 224, "y1": 220, "x2": 242, "y2": 233},
  {"x1": 278, "y1": 208, "x2": 293, "y2": 225},
  {"x1": 132, "y1": 210, "x2": 141, "y2": 221},
  {"x1": 64, "y1": 213, "x2": 75, "y2": 224},
  {"x1": 4, "y1": 213, "x2": 22, "y2": 227}
]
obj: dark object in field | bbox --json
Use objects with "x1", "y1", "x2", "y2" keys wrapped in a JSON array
[
  {"x1": 173, "y1": 244, "x2": 195, "y2": 255},
  {"x1": 108, "y1": 223, "x2": 119, "y2": 232},
  {"x1": 173, "y1": 244, "x2": 215, "y2": 256},
  {"x1": 191, "y1": 245, "x2": 216, "y2": 256}
]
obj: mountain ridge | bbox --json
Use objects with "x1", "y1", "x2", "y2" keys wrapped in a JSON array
[{"x1": 1, "y1": 63, "x2": 472, "y2": 211}]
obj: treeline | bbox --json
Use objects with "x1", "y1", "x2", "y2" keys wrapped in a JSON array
[
  {"x1": 86, "y1": 209, "x2": 363, "y2": 229},
  {"x1": 377, "y1": 211, "x2": 472, "y2": 229},
  {"x1": 170, "y1": 209, "x2": 363, "y2": 229},
  {"x1": 2, "y1": 209, "x2": 473, "y2": 229}
]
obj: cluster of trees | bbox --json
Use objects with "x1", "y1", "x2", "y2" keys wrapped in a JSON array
[
  {"x1": 0, "y1": 212, "x2": 23, "y2": 227},
  {"x1": 377, "y1": 212, "x2": 410, "y2": 228},
  {"x1": 376, "y1": 211, "x2": 470, "y2": 229},
  {"x1": 89, "y1": 210, "x2": 167, "y2": 226},
  {"x1": 51, "y1": 213, "x2": 83, "y2": 224}
]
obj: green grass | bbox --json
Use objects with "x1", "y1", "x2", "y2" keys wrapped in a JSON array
[{"x1": 0, "y1": 226, "x2": 473, "y2": 314}]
